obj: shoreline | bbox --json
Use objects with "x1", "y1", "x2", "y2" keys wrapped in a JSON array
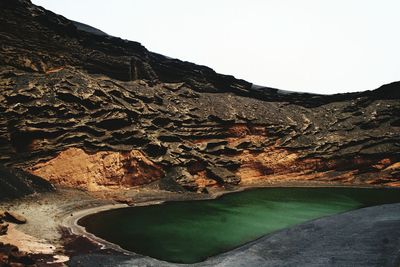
[
  {"x1": 1, "y1": 182, "x2": 400, "y2": 266},
  {"x1": 62, "y1": 203, "x2": 130, "y2": 253},
  {"x1": 62, "y1": 183, "x2": 400, "y2": 261}
]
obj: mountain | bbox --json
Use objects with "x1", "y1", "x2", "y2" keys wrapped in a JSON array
[{"x1": 0, "y1": 0, "x2": 399, "y2": 194}]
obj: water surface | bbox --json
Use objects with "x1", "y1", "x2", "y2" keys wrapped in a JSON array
[{"x1": 79, "y1": 187, "x2": 400, "y2": 263}]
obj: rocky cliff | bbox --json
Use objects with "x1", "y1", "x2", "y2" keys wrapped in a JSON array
[
  {"x1": 0, "y1": 0, "x2": 399, "y2": 193},
  {"x1": 0, "y1": 165, "x2": 54, "y2": 200}
]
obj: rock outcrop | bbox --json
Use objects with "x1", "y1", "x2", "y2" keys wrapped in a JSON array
[
  {"x1": 0, "y1": 212, "x2": 8, "y2": 236},
  {"x1": 0, "y1": 0, "x2": 399, "y2": 192},
  {"x1": 0, "y1": 165, "x2": 54, "y2": 200},
  {"x1": 3, "y1": 212, "x2": 27, "y2": 225},
  {"x1": 29, "y1": 148, "x2": 164, "y2": 191},
  {"x1": 0, "y1": 242, "x2": 37, "y2": 266}
]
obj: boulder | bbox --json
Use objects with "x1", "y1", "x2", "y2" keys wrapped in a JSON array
[
  {"x1": 159, "y1": 167, "x2": 187, "y2": 192},
  {"x1": 0, "y1": 223, "x2": 8, "y2": 235},
  {"x1": 4, "y1": 212, "x2": 27, "y2": 224},
  {"x1": 0, "y1": 242, "x2": 36, "y2": 266},
  {"x1": 206, "y1": 166, "x2": 241, "y2": 185}
]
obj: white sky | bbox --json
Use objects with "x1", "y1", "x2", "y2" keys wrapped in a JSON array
[{"x1": 32, "y1": 0, "x2": 400, "y2": 94}]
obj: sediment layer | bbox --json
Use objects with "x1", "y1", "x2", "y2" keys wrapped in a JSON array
[{"x1": 0, "y1": 0, "x2": 399, "y2": 193}]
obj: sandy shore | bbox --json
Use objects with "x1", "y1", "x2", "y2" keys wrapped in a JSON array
[{"x1": 0, "y1": 189, "x2": 106, "y2": 264}]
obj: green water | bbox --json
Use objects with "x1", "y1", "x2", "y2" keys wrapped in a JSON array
[{"x1": 79, "y1": 187, "x2": 400, "y2": 263}]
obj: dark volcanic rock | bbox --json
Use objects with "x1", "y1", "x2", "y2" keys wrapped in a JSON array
[
  {"x1": 0, "y1": 165, "x2": 54, "y2": 200},
  {"x1": 206, "y1": 166, "x2": 241, "y2": 185},
  {"x1": 0, "y1": 0, "x2": 399, "y2": 191},
  {"x1": 0, "y1": 223, "x2": 8, "y2": 236},
  {"x1": 4, "y1": 211, "x2": 27, "y2": 224},
  {"x1": 0, "y1": 242, "x2": 36, "y2": 266}
]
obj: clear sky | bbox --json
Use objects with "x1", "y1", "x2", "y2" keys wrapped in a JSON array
[{"x1": 32, "y1": 0, "x2": 400, "y2": 94}]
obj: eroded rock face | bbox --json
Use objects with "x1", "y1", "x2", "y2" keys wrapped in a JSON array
[
  {"x1": 0, "y1": 242, "x2": 36, "y2": 266},
  {"x1": 0, "y1": 0, "x2": 399, "y2": 192},
  {"x1": 0, "y1": 165, "x2": 54, "y2": 200},
  {"x1": 29, "y1": 148, "x2": 164, "y2": 191}
]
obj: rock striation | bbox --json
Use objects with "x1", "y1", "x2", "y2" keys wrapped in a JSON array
[{"x1": 0, "y1": 0, "x2": 399, "y2": 192}]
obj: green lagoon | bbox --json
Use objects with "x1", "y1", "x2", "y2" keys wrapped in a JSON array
[{"x1": 79, "y1": 187, "x2": 400, "y2": 263}]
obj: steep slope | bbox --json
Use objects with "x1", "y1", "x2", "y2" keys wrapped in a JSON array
[
  {"x1": 0, "y1": 165, "x2": 54, "y2": 200},
  {"x1": 0, "y1": 0, "x2": 399, "y2": 193}
]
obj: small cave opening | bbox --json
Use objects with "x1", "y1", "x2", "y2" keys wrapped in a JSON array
[
  {"x1": 186, "y1": 160, "x2": 207, "y2": 175},
  {"x1": 10, "y1": 131, "x2": 36, "y2": 153},
  {"x1": 96, "y1": 118, "x2": 131, "y2": 130},
  {"x1": 144, "y1": 143, "x2": 167, "y2": 157}
]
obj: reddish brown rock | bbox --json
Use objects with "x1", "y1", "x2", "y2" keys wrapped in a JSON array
[{"x1": 29, "y1": 148, "x2": 164, "y2": 191}]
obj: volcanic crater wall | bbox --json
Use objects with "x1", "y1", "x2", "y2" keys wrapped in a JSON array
[{"x1": 0, "y1": 0, "x2": 399, "y2": 192}]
